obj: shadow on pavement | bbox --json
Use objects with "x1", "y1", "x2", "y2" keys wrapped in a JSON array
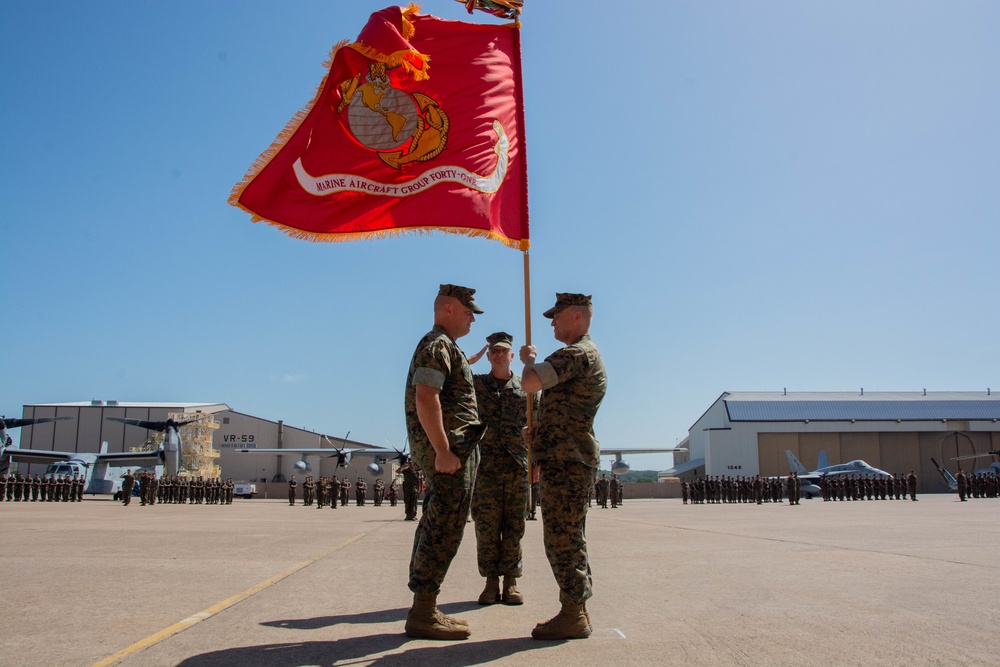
[
  {"x1": 175, "y1": 635, "x2": 557, "y2": 667},
  {"x1": 260, "y1": 600, "x2": 483, "y2": 631},
  {"x1": 261, "y1": 608, "x2": 407, "y2": 630}
]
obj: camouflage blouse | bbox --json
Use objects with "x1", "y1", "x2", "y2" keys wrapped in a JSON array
[
  {"x1": 533, "y1": 334, "x2": 607, "y2": 468},
  {"x1": 405, "y1": 325, "x2": 481, "y2": 488}
]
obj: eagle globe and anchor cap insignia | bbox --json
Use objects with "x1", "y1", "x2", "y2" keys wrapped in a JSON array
[{"x1": 292, "y1": 60, "x2": 511, "y2": 197}]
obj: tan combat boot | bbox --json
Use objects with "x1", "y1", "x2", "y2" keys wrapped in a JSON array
[
  {"x1": 502, "y1": 574, "x2": 524, "y2": 605},
  {"x1": 404, "y1": 593, "x2": 471, "y2": 640},
  {"x1": 531, "y1": 600, "x2": 592, "y2": 640},
  {"x1": 478, "y1": 575, "x2": 501, "y2": 605}
]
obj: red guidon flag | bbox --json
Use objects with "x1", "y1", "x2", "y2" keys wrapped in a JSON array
[{"x1": 230, "y1": 5, "x2": 529, "y2": 250}]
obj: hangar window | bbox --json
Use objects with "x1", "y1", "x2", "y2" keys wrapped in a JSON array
[{"x1": 223, "y1": 417, "x2": 230, "y2": 424}]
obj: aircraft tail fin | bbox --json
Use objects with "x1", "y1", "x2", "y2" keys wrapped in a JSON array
[
  {"x1": 817, "y1": 450, "x2": 829, "y2": 469},
  {"x1": 930, "y1": 458, "x2": 958, "y2": 491},
  {"x1": 100, "y1": 441, "x2": 109, "y2": 454},
  {"x1": 785, "y1": 450, "x2": 809, "y2": 474}
]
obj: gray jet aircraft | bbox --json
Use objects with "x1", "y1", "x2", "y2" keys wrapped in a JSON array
[{"x1": 784, "y1": 450, "x2": 893, "y2": 498}]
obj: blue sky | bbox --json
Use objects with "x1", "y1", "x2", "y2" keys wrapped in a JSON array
[{"x1": 2, "y1": 1, "x2": 997, "y2": 471}]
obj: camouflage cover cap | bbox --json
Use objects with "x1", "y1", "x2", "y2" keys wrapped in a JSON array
[
  {"x1": 542, "y1": 293, "x2": 593, "y2": 318},
  {"x1": 486, "y1": 331, "x2": 513, "y2": 349},
  {"x1": 438, "y1": 284, "x2": 484, "y2": 314}
]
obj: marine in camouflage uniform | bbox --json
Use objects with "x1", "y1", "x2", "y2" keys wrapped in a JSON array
[
  {"x1": 400, "y1": 462, "x2": 420, "y2": 520},
  {"x1": 403, "y1": 284, "x2": 486, "y2": 640},
  {"x1": 521, "y1": 293, "x2": 607, "y2": 640},
  {"x1": 472, "y1": 331, "x2": 539, "y2": 606}
]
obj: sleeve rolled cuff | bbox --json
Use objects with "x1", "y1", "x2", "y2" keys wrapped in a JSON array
[
  {"x1": 534, "y1": 361, "x2": 559, "y2": 390},
  {"x1": 412, "y1": 366, "x2": 446, "y2": 390}
]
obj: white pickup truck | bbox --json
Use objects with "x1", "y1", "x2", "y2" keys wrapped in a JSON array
[{"x1": 233, "y1": 482, "x2": 257, "y2": 499}]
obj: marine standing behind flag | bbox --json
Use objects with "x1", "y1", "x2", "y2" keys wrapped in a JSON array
[
  {"x1": 472, "y1": 331, "x2": 538, "y2": 606},
  {"x1": 520, "y1": 293, "x2": 607, "y2": 640}
]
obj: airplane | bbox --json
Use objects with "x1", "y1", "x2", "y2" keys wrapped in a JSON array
[
  {"x1": 1, "y1": 414, "x2": 206, "y2": 495},
  {"x1": 235, "y1": 433, "x2": 411, "y2": 477},
  {"x1": 599, "y1": 447, "x2": 689, "y2": 476},
  {"x1": 105, "y1": 415, "x2": 207, "y2": 477},
  {"x1": 0, "y1": 415, "x2": 73, "y2": 457},
  {"x1": 1, "y1": 439, "x2": 166, "y2": 496},
  {"x1": 783, "y1": 450, "x2": 894, "y2": 498}
]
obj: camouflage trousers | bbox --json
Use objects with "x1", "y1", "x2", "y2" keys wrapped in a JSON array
[
  {"x1": 472, "y1": 463, "x2": 528, "y2": 578},
  {"x1": 403, "y1": 486, "x2": 418, "y2": 519},
  {"x1": 540, "y1": 461, "x2": 596, "y2": 605},
  {"x1": 408, "y1": 480, "x2": 472, "y2": 595}
]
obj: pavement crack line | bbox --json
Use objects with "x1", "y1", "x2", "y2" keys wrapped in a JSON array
[
  {"x1": 608, "y1": 517, "x2": 998, "y2": 571},
  {"x1": 90, "y1": 523, "x2": 389, "y2": 667}
]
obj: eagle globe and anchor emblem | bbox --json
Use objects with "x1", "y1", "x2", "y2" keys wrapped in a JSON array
[
  {"x1": 337, "y1": 62, "x2": 449, "y2": 169},
  {"x1": 292, "y1": 61, "x2": 510, "y2": 196}
]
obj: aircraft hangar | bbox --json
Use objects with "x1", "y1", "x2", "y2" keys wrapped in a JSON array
[
  {"x1": 11, "y1": 401, "x2": 395, "y2": 486},
  {"x1": 661, "y1": 391, "x2": 1000, "y2": 493}
]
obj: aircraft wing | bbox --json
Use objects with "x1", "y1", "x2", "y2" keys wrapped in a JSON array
[
  {"x1": 234, "y1": 447, "x2": 398, "y2": 457},
  {"x1": 94, "y1": 450, "x2": 165, "y2": 465},
  {"x1": 601, "y1": 448, "x2": 688, "y2": 455},
  {"x1": 1, "y1": 447, "x2": 75, "y2": 465},
  {"x1": 1, "y1": 446, "x2": 165, "y2": 466},
  {"x1": 106, "y1": 416, "x2": 204, "y2": 431}
]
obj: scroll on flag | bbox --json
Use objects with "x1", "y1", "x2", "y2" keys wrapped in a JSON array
[{"x1": 229, "y1": 4, "x2": 529, "y2": 250}]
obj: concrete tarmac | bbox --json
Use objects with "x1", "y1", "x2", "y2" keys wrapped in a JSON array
[{"x1": 0, "y1": 494, "x2": 997, "y2": 666}]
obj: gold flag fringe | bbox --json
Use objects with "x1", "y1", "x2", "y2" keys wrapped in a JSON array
[
  {"x1": 228, "y1": 39, "x2": 349, "y2": 211},
  {"x1": 251, "y1": 215, "x2": 529, "y2": 251}
]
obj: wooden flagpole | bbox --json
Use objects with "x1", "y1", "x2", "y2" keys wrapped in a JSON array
[{"x1": 523, "y1": 249, "x2": 535, "y2": 501}]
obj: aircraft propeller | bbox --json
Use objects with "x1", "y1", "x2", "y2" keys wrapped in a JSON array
[{"x1": 106, "y1": 415, "x2": 207, "y2": 476}]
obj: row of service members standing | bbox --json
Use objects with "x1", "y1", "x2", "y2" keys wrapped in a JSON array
[
  {"x1": 819, "y1": 472, "x2": 918, "y2": 501},
  {"x1": 286, "y1": 476, "x2": 398, "y2": 508},
  {"x1": 954, "y1": 470, "x2": 999, "y2": 501},
  {"x1": 156, "y1": 474, "x2": 236, "y2": 505},
  {"x1": 681, "y1": 471, "x2": 922, "y2": 504},
  {"x1": 118, "y1": 471, "x2": 238, "y2": 506},
  {"x1": 0, "y1": 472, "x2": 84, "y2": 503},
  {"x1": 682, "y1": 476, "x2": 788, "y2": 504},
  {"x1": 593, "y1": 473, "x2": 622, "y2": 508}
]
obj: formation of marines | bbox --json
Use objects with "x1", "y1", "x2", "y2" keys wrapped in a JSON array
[
  {"x1": 0, "y1": 472, "x2": 85, "y2": 503},
  {"x1": 292, "y1": 475, "x2": 340, "y2": 508},
  {"x1": 818, "y1": 472, "x2": 916, "y2": 501},
  {"x1": 954, "y1": 469, "x2": 999, "y2": 501},
  {"x1": 148, "y1": 475, "x2": 237, "y2": 505},
  {"x1": 682, "y1": 476, "x2": 790, "y2": 504},
  {"x1": 593, "y1": 473, "x2": 623, "y2": 508},
  {"x1": 286, "y1": 474, "x2": 403, "y2": 508},
  {"x1": 0, "y1": 471, "x2": 242, "y2": 505}
]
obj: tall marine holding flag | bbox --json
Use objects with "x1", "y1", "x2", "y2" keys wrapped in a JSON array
[{"x1": 229, "y1": 0, "x2": 602, "y2": 643}]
